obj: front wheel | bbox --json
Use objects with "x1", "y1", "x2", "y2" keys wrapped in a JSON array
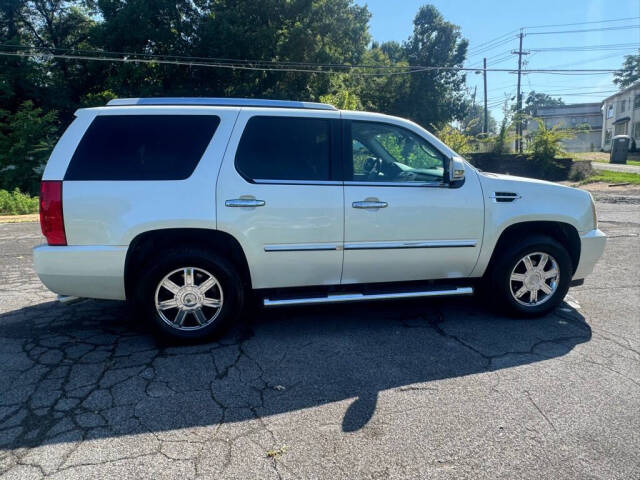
[
  {"x1": 135, "y1": 249, "x2": 244, "y2": 341},
  {"x1": 489, "y1": 235, "x2": 573, "y2": 317}
]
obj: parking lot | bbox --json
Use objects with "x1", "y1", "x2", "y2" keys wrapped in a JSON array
[{"x1": 0, "y1": 200, "x2": 638, "y2": 479}]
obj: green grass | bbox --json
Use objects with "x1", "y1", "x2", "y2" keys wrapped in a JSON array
[
  {"x1": 0, "y1": 189, "x2": 39, "y2": 215},
  {"x1": 571, "y1": 151, "x2": 640, "y2": 167},
  {"x1": 580, "y1": 170, "x2": 640, "y2": 185}
]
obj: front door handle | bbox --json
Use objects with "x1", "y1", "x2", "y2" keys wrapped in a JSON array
[
  {"x1": 225, "y1": 198, "x2": 266, "y2": 207},
  {"x1": 352, "y1": 200, "x2": 388, "y2": 209}
]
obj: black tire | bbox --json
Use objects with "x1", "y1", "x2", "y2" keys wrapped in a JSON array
[
  {"x1": 134, "y1": 248, "x2": 244, "y2": 341},
  {"x1": 488, "y1": 234, "x2": 573, "y2": 317}
]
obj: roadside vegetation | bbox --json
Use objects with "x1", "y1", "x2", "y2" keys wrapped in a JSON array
[
  {"x1": 579, "y1": 170, "x2": 640, "y2": 186},
  {"x1": 0, "y1": 189, "x2": 39, "y2": 215}
]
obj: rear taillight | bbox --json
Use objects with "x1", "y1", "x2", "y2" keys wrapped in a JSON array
[{"x1": 40, "y1": 181, "x2": 67, "y2": 246}]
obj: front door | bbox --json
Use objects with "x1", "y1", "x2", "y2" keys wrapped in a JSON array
[
  {"x1": 341, "y1": 118, "x2": 484, "y2": 285},
  {"x1": 217, "y1": 110, "x2": 344, "y2": 289}
]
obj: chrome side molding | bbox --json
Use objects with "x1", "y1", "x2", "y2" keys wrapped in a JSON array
[
  {"x1": 264, "y1": 243, "x2": 339, "y2": 252},
  {"x1": 263, "y1": 286, "x2": 473, "y2": 307},
  {"x1": 344, "y1": 240, "x2": 477, "y2": 250}
]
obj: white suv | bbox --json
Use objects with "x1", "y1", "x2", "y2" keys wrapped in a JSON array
[{"x1": 34, "y1": 98, "x2": 606, "y2": 340}]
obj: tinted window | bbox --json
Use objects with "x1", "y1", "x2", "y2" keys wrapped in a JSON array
[
  {"x1": 235, "y1": 116, "x2": 331, "y2": 181},
  {"x1": 65, "y1": 115, "x2": 220, "y2": 180},
  {"x1": 349, "y1": 121, "x2": 445, "y2": 183}
]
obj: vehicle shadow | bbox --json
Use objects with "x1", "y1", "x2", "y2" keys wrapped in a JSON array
[{"x1": 0, "y1": 296, "x2": 591, "y2": 449}]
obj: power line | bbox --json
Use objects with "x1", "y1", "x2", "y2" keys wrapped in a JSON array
[
  {"x1": 468, "y1": 36, "x2": 517, "y2": 58},
  {"x1": 530, "y1": 42, "x2": 640, "y2": 52},
  {"x1": 526, "y1": 24, "x2": 640, "y2": 35},
  {"x1": 523, "y1": 16, "x2": 640, "y2": 29},
  {"x1": 0, "y1": 49, "x2": 622, "y2": 75}
]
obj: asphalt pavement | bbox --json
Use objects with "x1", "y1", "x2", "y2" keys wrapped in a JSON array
[{"x1": 0, "y1": 201, "x2": 638, "y2": 479}]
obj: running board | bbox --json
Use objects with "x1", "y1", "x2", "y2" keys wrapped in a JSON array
[{"x1": 263, "y1": 286, "x2": 473, "y2": 307}]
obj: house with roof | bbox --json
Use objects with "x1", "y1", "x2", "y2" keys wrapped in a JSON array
[
  {"x1": 526, "y1": 103, "x2": 603, "y2": 152},
  {"x1": 601, "y1": 82, "x2": 640, "y2": 151}
]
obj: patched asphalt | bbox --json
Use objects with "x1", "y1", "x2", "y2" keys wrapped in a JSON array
[{"x1": 0, "y1": 202, "x2": 638, "y2": 479}]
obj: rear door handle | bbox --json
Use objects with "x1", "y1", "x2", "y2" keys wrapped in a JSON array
[
  {"x1": 225, "y1": 198, "x2": 266, "y2": 207},
  {"x1": 352, "y1": 200, "x2": 388, "y2": 209}
]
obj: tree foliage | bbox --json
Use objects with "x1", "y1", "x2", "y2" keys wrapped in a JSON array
[
  {"x1": 0, "y1": 101, "x2": 58, "y2": 193},
  {"x1": 0, "y1": 1, "x2": 471, "y2": 193},
  {"x1": 523, "y1": 91, "x2": 564, "y2": 116},
  {"x1": 614, "y1": 51, "x2": 640, "y2": 88}
]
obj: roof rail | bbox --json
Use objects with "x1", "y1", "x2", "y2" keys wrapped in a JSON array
[{"x1": 106, "y1": 97, "x2": 337, "y2": 111}]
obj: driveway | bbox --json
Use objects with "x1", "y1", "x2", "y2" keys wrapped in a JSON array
[
  {"x1": 0, "y1": 202, "x2": 639, "y2": 479},
  {"x1": 592, "y1": 161, "x2": 640, "y2": 174}
]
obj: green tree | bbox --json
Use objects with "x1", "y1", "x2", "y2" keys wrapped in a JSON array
[
  {"x1": 0, "y1": 101, "x2": 59, "y2": 194},
  {"x1": 399, "y1": 5, "x2": 468, "y2": 129},
  {"x1": 614, "y1": 51, "x2": 640, "y2": 88},
  {"x1": 436, "y1": 124, "x2": 472, "y2": 155},
  {"x1": 523, "y1": 91, "x2": 564, "y2": 116},
  {"x1": 460, "y1": 102, "x2": 496, "y2": 136}
]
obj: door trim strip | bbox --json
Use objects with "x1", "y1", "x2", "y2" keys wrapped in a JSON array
[
  {"x1": 264, "y1": 243, "x2": 339, "y2": 252},
  {"x1": 343, "y1": 240, "x2": 477, "y2": 250}
]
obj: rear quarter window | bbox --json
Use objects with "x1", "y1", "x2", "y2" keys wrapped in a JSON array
[{"x1": 64, "y1": 115, "x2": 220, "y2": 180}]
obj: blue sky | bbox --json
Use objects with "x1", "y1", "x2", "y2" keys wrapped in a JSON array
[{"x1": 354, "y1": 0, "x2": 640, "y2": 122}]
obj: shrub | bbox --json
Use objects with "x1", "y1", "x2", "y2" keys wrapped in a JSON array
[
  {"x1": 527, "y1": 118, "x2": 574, "y2": 161},
  {"x1": 0, "y1": 189, "x2": 39, "y2": 215},
  {"x1": 436, "y1": 124, "x2": 473, "y2": 156}
]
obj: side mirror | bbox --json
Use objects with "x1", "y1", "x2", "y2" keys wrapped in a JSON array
[{"x1": 449, "y1": 156, "x2": 466, "y2": 184}]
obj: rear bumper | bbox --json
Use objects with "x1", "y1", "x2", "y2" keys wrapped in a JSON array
[
  {"x1": 33, "y1": 244, "x2": 127, "y2": 300},
  {"x1": 572, "y1": 229, "x2": 606, "y2": 280}
]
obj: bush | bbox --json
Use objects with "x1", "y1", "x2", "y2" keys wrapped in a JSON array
[
  {"x1": 436, "y1": 124, "x2": 473, "y2": 156},
  {"x1": 0, "y1": 189, "x2": 39, "y2": 215}
]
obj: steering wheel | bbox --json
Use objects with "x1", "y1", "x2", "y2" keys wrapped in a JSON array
[{"x1": 363, "y1": 156, "x2": 382, "y2": 180}]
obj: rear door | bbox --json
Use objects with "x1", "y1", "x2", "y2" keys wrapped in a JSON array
[
  {"x1": 216, "y1": 109, "x2": 344, "y2": 289},
  {"x1": 341, "y1": 117, "x2": 484, "y2": 285}
]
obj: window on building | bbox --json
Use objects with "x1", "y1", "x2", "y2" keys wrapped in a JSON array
[
  {"x1": 634, "y1": 94, "x2": 640, "y2": 110},
  {"x1": 614, "y1": 122, "x2": 627, "y2": 136},
  {"x1": 607, "y1": 104, "x2": 614, "y2": 118},
  {"x1": 620, "y1": 100, "x2": 626, "y2": 113},
  {"x1": 634, "y1": 121, "x2": 640, "y2": 140},
  {"x1": 604, "y1": 130, "x2": 612, "y2": 145}
]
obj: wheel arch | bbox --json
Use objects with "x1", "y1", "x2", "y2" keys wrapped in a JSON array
[
  {"x1": 124, "y1": 228, "x2": 251, "y2": 300},
  {"x1": 485, "y1": 221, "x2": 581, "y2": 277}
]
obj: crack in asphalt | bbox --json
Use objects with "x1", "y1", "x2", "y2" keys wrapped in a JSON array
[{"x1": 1, "y1": 214, "x2": 639, "y2": 478}]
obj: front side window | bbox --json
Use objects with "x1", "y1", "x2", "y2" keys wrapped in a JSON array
[
  {"x1": 607, "y1": 105, "x2": 614, "y2": 118},
  {"x1": 235, "y1": 116, "x2": 331, "y2": 181},
  {"x1": 348, "y1": 121, "x2": 445, "y2": 183},
  {"x1": 604, "y1": 130, "x2": 612, "y2": 144},
  {"x1": 620, "y1": 100, "x2": 626, "y2": 113},
  {"x1": 634, "y1": 94, "x2": 640, "y2": 110},
  {"x1": 65, "y1": 115, "x2": 220, "y2": 180}
]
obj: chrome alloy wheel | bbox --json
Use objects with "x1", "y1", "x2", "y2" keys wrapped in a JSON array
[
  {"x1": 154, "y1": 267, "x2": 224, "y2": 331},
  {"x1": 509, "y1": 252, "x2": 560, "y2": 307}
]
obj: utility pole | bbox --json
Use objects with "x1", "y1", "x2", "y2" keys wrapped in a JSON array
[
  {"x1": 512, "y1": 30, "x2": 529, "y2": 153},
  {"x1": 483, "y1": 57, "x2": 488, "y2": 134}
]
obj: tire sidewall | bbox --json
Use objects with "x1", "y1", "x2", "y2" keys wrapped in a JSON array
[
  {"x1": 136, "y1": 249, "x2": 243, "y2": 341},
  {"x1": 491, "y1": 236, "x2": 572, "y2": 317}
]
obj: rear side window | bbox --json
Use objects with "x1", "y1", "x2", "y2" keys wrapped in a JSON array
[
  {"x1": 65, "y1": 115, "x2": 220, "y2": 180},
  {"x1": 235, "y1": 116, "x2": 331, "y2": 181}
]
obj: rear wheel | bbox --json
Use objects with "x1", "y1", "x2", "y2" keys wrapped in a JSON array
[
  {"x1": 135, "y1": 249, "x2": 243, "y2": 341},
  {"x1": 489, "y1": 235, "x2": 573, "y2": 317}
]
